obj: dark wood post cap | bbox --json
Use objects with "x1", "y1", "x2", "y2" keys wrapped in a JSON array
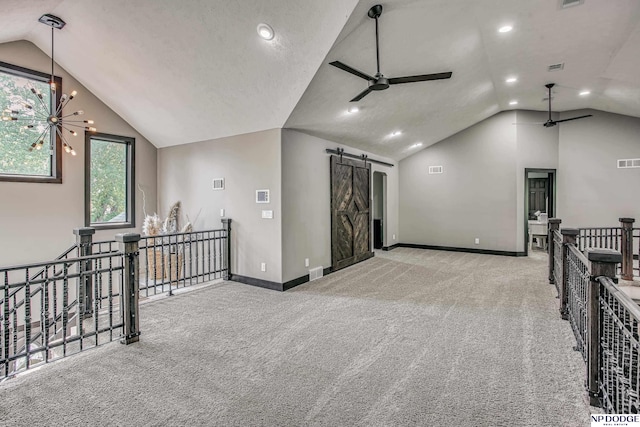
[
  {"x1": 619, "y1": 218, "x2": 635, "y2": 224},
  {"x1": 561, "y1": 228, "x2": 579, "y2": 236},
  {"x1": 73, "y1": 227, "x2": 96, "y2": 236},
  {"x1": 586, "y1": 249, "x2": 622, "y2": 263},
  {"x1": 116, "y1": 233, "x2": 141, "y2": 243},
  {"x1": 548, "y1": 218, "x2": 562, "y2": 224}
]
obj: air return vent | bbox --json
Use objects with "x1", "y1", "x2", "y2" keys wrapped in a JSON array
[
  {"x1": 559, "y1": 0, "x2": 584, "y2": 9},
  {"x1": 548, "y1": 63, "x2": 564, "y2": 72},
  {"x1": 428, "y1": 166, "x2": 443, "y2": 174},
  {"x1": 618, "y1": 159, "x2": 640, "y2": 169},
  {"x1": 212, "y1": 178, "x2": 224, "y2": 190},
  {"x1": 309, "y1": 266, "x2": 324, "y2": 281}
]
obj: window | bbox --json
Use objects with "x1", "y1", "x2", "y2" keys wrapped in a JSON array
[
  {"x1": 0, "y1": 61, "x2": 62, "y2": 183},
  {"x1": 85, "y1": 133, "x2": 135, "y2": 229}
]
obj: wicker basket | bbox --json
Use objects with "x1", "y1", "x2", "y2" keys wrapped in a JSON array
[
  {"x1": 146, "y1": 249, "x2": 164, "y2": 280},
  {"x1": 164, "y1": 252, "x2": 183, "y2": 282}
]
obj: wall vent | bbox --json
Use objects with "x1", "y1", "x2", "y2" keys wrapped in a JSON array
[
  {"x1": 559, "y1": 0, "x2": 584, "y2": 9},
  {"x1": 547, "y1": 63, "x2": 564, "y2": 72},
  {"x1": 256, "y1": 189, "x2": 270, "y2": 203},
  {"x1": 309, "y1": 266, "x2": 323, "y2": 281},
  {"x1": 212, "y1": 178, "x2": 225, "y2": 190},
  {"x1": 617, "y1": 158, "x2": 640, "y2": 169},
  {"x1": 428, "y1": 166, "x2": 443, "y2": 174}
]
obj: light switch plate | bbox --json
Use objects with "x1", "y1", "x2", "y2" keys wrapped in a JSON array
[
  {"x1": 220, "y1": 208, "x2": 225, "y2": 217},
  {"x1": 261, "y1": 210, "x2": 273, "y2": 219}
]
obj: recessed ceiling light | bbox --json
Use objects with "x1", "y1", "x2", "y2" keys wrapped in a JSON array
[
  {"x1": 505, "y1": 77, "x2": 517, "y2": 83},
  {"x1": 579, "y1": 90, "x2": 591, "y2": 96},
  {"x1": 347, "y1": 106, "x2": 359, "y2": 114},
  {"x1": 509, "y1": 100, "x2": 518, "y2": 105},
  {"x1": 410, "y1": 143, "x2": 423, "y2": 148},
  {"x1": 257, "y1": 23, "x2": 274, "y2": 40},
  {"x1": 390, "y1": 130, "x2": 402, "y2": 137},
  {"x1": 498, "y1": 25, "x2": 513, "y2": 33}
]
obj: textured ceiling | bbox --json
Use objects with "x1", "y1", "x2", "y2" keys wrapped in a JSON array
[
  {"x1": 0, "y1": 0, "x2": 359, "y2": 148},
  {"x1": 285, "y1": 0, "x2": 640, "y2": 160},
  {"x1": 1, "y1": 0, "x2": 639, "y2": 158}
]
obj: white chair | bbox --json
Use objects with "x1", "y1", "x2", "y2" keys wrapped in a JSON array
[{"x1": 528, "y1": 220, "x2": 548, "y2": 251}]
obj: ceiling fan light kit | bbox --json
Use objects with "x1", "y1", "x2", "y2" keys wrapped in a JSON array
[{"x1": 329, "y1": 4, "x2": 453, "y2": 102}]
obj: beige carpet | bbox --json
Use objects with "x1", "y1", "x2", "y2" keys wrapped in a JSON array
[{"x1": 0, "y1": 248, "x2": 590, "y2": 426}]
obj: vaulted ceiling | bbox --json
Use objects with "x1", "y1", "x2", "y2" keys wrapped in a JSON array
[{"x1": 2, "y1": 0, "x2": 640, "y2": 160}]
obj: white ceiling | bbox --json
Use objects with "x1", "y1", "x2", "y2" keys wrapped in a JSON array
[
  {"x1": 1, "y1": 0, "x2": 640, "y2": 159},
  {"x1": 286, "y1": 0, "x2": 640, "y2": 159}
]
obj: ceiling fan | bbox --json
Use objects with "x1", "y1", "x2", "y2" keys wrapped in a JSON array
[
  {"x1": 329, "y1": 4, "x2": 452, "y2": 102},
  {"x1": 539, "y1": 83, "x2": 592, "y2": 127}
]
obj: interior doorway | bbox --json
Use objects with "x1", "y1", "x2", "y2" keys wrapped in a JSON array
[
  {"x1": 372, "y1": 172, "x2": 386, "y2": 249},
  {"x1": 524, "y1": 168, "x2": 556, "y2": 256}
]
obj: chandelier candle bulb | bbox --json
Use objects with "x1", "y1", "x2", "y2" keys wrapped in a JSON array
[{"x1": 2, "y1": 14, "x2": 97, "y2": 155}]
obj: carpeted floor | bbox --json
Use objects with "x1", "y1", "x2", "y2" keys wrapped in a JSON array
[{"x1": 0, "y1": 248, "x2": 591, "y2": 426}]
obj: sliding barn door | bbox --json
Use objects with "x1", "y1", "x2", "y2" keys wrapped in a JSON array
[{"x1": 331, "y1": 155, "x2": 373, "y2": 271}]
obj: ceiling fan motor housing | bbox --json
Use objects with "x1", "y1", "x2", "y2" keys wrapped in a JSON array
[{"x1": 369, "y1": 76, "x2": 389, "y2": 91}]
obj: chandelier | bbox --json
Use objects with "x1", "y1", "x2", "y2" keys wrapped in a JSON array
[{"x1": 0, "y1": 14, "x2": 96, "y2": 156}]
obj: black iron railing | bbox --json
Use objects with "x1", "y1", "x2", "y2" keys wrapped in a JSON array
[
  {"x1": 0, "y1": 218, "x2": 232, "y2": 381},
  {"x1": 139, "y1": 225, "x2": 229, "y2": 297},
  {"x1": 565, "y1": 244, "x2": 589, "y2": 361},
  {"x1": 598, "y1": 276, "x2": 640, "y2": 414},
  {"x1": 577, "y1": 227, "x2": 622, "y2": 252},
  {"x1": 633, "y1": 228, "x2": 639, "y2": 277},
  {"x1": 552, "y1": 229, "x2": 563, "y2": 296},
  {"x1": 1, "y1": 251, "x2": 124, "y2": 380}
]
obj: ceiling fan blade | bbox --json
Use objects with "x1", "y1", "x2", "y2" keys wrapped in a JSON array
[
  {"x1": 329, "y1": 61, "x2": 375, "y2": 81},
  {"x1": 512, "y1": 122, "x2": 546, "y2": 125},
  {"x1": 388, "y1": 72, "x2": 452, "y2": 85},
  {"x1": 553, "y1": 114, "x2": 593, "y2": 124},
  {"x1": 350, "y1": 87, "x2": 373, "y2": 102}
]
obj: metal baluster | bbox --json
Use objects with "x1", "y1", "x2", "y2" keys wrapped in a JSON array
[
  {"x1": 24, "y1": 268, "x2": 31, "y2": 369},
  {"x1": 62, "y1": 263, "x2": 68, "y2": 357},
  {"x1": 3, "y1": 272, "x2": 10, "y2": 378},
  {"x1": 108, "y1": 255, "x2": 114, "y2": 342},
  {"x1": 94, "y1": 258, "x2": 100, "y2": 346},
  {"x1": 42, "y1": 268, "x2": 50, "y2": 363}
]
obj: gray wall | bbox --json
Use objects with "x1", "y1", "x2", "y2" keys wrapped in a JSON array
[
  {"x1": 158, "y1": 129, "x2": 283, "y2": 283},
  {"x1": 399, "y1": 111, "x2": 519, "y2": 252},
  {"x1": 557, "y1": 109, "x2": 640, "y2": 227},
  {"x1": 281, "y1": 129, "x2": 399, "y2": 283},
  {"x1": 514, "y1": 110, "x2": 559, "y2": 249},
  {"x1": 0, "y1": 41, "x2": 157, "y2": 266}
]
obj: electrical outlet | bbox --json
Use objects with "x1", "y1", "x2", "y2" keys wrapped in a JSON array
[
  {"x1": 261, "y1": 262, "x2": 266, "y2": 272},
  {"x1": 305, "y1": 258, "x2": 309, "y2": 267},
  {"x1": 475, "y1": 238, "x2": 480, "y2": 245},
  {"x1": 220, "y1": 208, "x2": 225, "y2": 217}
]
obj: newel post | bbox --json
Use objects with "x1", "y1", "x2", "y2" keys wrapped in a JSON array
[
  {"x1": 619, "y1": 218, "x2": 635, "y2": 281},
  {"x1": 585, "y1": 249, "x2": 621, "y2": 406},
  {"x1": 117, "y1": 233, "x2": 140, "y2": 345},
  {"x1": 222, "y1": 218, "x2": 232, "y2": 281},
  {"x1": 548, "y1": 219, "x2": 562, "y2": 284},
  {"x1": 560, "y1": 228, "x2": 579, "y2": 320},
  {"x1": 74, "y1": 227, "x2": 95, "y2": 318}
]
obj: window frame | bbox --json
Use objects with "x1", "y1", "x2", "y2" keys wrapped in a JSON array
[
  {"x1": 0, "y1": 60, "x2": 62, "y2": 183},
  {"x1": 84, "y1": 132, "x2": 136, "y2": 229}
]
